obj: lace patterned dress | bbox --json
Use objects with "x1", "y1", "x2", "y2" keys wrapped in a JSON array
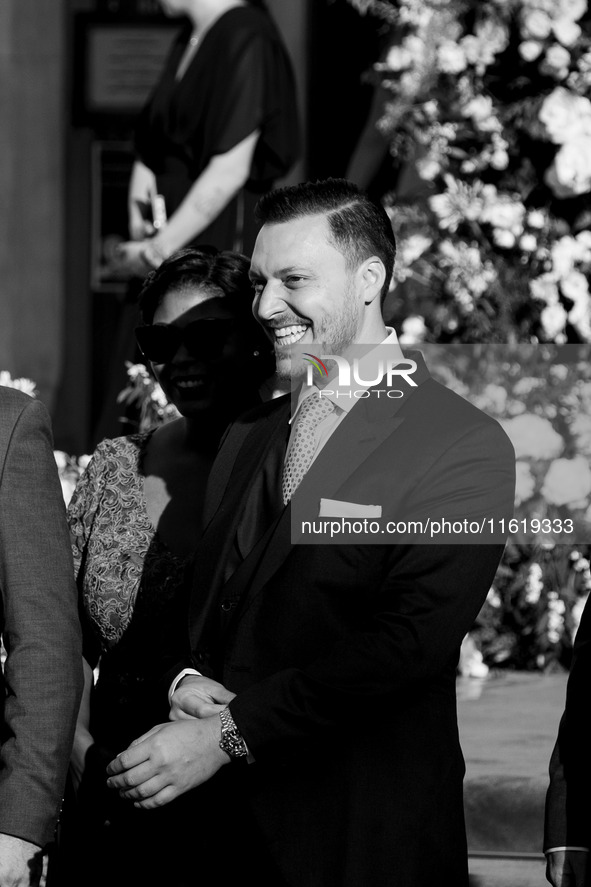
[{"x1": 67, "y1": 433, "x2": 191, "y2": 754}]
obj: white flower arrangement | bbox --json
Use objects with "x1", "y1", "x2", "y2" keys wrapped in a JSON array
[
  {"x1": 346, "y1": 0, "x2": 591, "y2": 344},
  {"x1": 117, "y1": 362, "x2": 181, "y2": 433},
  {"x1": 0, "y1": 370, "x2": 37, "y2": 397}
]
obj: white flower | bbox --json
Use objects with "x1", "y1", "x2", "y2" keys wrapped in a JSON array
[
  {"x1": 576, "y1": 230, "x2": 591, "y2": 256},
  {"x1": 492, "y1": 228, "x2": 516, "y2": 248},
  {"x1": 151, "y1": 382, "x2": 169, "y2": 408},
  {"x1": 400, "y1": 234, "x2": 432, "y2": 265},
  {"x1": 384, "y1": 45, "x2": 413, "y2": 71},
  {"x1": 549, "y1": 364, "x2": 569, "y2": 381},
  {"x1": 460, "y1": 18, "x2": 509, "y2": 71},
  {"x1": 126, "y1": 362, "x2": 150, "y2": 381},
  {"x1": 416, "y1": 156, "x2": 441, "y2": 181},
  {"x1": 429, "y1": 193, "x2": 460, "y2": 231},
  {"x1": 519, "y1": 40, "x2": 544, "y2": 62},
  {"x1": 482, "y1": 383, "x2": 507, "y2": 413},
  {"x1": 562, "y1": 269, "x2": 590, "y2": 304},
  {"x1": 501, "y1": 414, "x2": 564, "y2": 459},
  {"x1": 565, "y1": 274, "x2": 591, "y2": 337},
  {"x1": 541, "y1": 455, "x2": 591, "y2": 507},
  {"x1": 550, "y1": 234, "x2": 591, "y2": 278},
  {"x1": 481, "y1": 195, "x2": 526, "y2": 233},
  {"x1": 545, "y1": 135, "x2": 591, "y2": 197},
  {"x1": 547, "y1": 591, "x2": 566, "y2": 644},
  {"x1": 458, "y1": 634, "x2": 489, "y2": 678},
  {"x1": 539, "y1": 88, "x2": 591, "y2": 144},
  {"x1": 525, "y1": 562, "x2": 544, "y2": 604},
  {"x1": 521, "y1": 8, "x2": 553, "y2": 40},
  {"x1": 462, "y1": 95, "x2": 494, "y2": 123},
  {"x1": 543, "y1": 44, "x2": 572, "y2": 77},
  {"x1": 490, "y1": 149, "x2": 510, "y2": 169},
  {"x1": 422, "y1": 100, "x2": 438, "y2": 118},
  {"x1": 554, "y1": 0, "x2": 587, "y2": 24},
  {"x1": 513, "y1": 377, "x2": 544, "y2": 396},
  {"x1": 399, "y1": 315, "x2": 427, "y2": 345},
  {"x1": 570, "y1": 414, "x2": 591, "y2": 457},
  {"x1": 0, "y1": 371, "x2": 37, "y2": 396},
  {"x1": 515, "y1": 461, "x2": 537, "y2": 505},
  {"x1": 528, "y1": 210, "x2": 547, "y2": 229},
  {"x1": 541, "y1": 302, "x2": 568, "y2": 338},
  {"x1": 486, "y1": 586, "x2": 502, "y2": 608},
  {"x1": 437, "y1": 41, "x2": 467, "y2": 74},
  {"x1": 552, "y1": 18, "x2": 582, "y2": 46},
  {"x1": 520, "y1": 233, "x2": 538, "y2": 252},
  {"x1": 530, "y1": 273, "x2": 560, "y2": 304}
]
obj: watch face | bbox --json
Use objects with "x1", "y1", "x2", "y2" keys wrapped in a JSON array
[
  {"x1": 219, "y1": 710, "x2": 248, "y2": 760},
  {"x1": 221, "y1": 731, "x2": 247, "y2": 758}
]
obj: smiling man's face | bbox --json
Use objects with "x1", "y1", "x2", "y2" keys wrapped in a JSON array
[{"x1": 249, "y1": 214, "x2": 367, "y2": 380}]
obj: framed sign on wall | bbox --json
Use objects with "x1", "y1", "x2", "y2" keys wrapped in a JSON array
[{"x1": 72, "y1": 13, "x2": 181, "y2": 123}]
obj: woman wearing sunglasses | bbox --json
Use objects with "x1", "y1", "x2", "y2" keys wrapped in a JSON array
[{"x1": 60, "y1": 247, "x2": 274, "y2": 887}]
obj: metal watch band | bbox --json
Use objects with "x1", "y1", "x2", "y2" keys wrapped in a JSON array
[{"x1": 219, "y1": 707, "x2": 248, "y2": 761}]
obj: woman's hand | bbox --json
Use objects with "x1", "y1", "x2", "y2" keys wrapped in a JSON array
[
  {"x1": 110, "y1": 241, "x2": 153, "y2": 279},
  {"x1": 129, "y1": 201, "x2": 156, "y2": 242},
  {"x1": 128, "y1": 160, "x2": 158, "y2": 241}
]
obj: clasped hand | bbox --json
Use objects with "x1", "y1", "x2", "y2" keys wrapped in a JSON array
[
  {"x1": 546, "y1": 849, "x2": 588, "y2": 887},
  {"x1": 108, "y1": 241, "x2": 151, "y2": 279},
  {"x1": 106, "y1": 676, "x2": 236, "y2": 809}
]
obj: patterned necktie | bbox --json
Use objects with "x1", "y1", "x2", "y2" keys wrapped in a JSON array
[{"x1": 282, "y1": 394, "x2": 336, "y2": 505}]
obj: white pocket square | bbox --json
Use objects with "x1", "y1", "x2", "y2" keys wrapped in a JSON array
[{"x1": 318, "y1": 498, "x2": 382, "y2": 518}]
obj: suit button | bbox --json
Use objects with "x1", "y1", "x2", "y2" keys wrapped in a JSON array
[{"x1": 221, "y1": 600, "x2": 234, "y2": 612}]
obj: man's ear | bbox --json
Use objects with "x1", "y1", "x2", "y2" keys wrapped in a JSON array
[{"x1": 358, "y1": 257, "x2": 386, "y2": 305}]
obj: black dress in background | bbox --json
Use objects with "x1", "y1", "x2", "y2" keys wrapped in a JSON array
[
  {"x1": 92, "y1": 5, "x2": 300, "y2": 446},
  {"x1": 135, "y1": 4, "x2": 301, "y2": 256}
]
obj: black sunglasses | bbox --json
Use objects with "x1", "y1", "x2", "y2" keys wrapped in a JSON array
[{"x1": 135, "y1": 319, "x2": 236, "y2": 363}]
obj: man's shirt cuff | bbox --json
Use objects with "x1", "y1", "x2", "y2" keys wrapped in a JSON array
[
  {"x1": 168, "y1": 667, "x2": 201, "y2": 704},
  {"x1": 545, "y1": 846, "x2": 590, "y2": 854}
]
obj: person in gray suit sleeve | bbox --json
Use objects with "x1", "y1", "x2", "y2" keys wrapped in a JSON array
[{"x1": 0, "y1": 386, "x2": 83, "y2": 886}]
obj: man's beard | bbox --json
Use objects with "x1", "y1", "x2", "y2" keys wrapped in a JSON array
[{"x1": 274, "y1": 285, "x2": 360, "y2": 381}]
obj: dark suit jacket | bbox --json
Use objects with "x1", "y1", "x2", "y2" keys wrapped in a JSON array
[
  {"x1": 187, "y1": 358, "x2": 516, "y2": 887},
  {"x1": 0, "y1": 387, "x2": 83, "y2": 848},
  {"x1": 544, "y1": 595, "x2": 591, "y2": 851}
]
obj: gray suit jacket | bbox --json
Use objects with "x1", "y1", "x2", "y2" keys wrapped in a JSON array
[{"x1": 0, "y1": 386, "x2": 83, "y2": 848}]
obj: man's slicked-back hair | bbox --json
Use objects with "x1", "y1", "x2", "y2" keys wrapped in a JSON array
[{"x1": 254, "y1": 178, "x2": 396, "y2": 304}]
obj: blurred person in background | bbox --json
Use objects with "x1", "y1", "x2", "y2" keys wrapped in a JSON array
[
  {"x1": 0, "y1": 386, "x2": 82, "y2": 887},
  {"x1": 115, "y1": 0, "x2": 301, "y2": 275},
  {"x1": 96, "y1": 0, "x2": 299, "y2": 441},
  {"x1": 60, "y1": 247, "x2": 273, "y2": 887}
]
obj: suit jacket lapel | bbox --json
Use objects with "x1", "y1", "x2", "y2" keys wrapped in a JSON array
[
  {"x1": 213, "y1": 351, "x2": 432, "y2": 634},
  {"x1": 202, "y1": 395, "x2": 290, "y2": 530},
  {"x1": 226, "y1": 355, "x2": 432, "y2": 621}
]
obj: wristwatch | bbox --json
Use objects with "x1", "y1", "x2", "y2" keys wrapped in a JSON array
[{"x1": 219, "y1": 707, "x2": 248, "y2": 761}]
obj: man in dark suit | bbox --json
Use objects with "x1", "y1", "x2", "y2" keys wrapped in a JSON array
[
  {"x1": 544, "y1": 594, "x2": 591, "y2": 887},
  {"x1": 0, "y1": 386, "x2": 83, "y2": 886},
  {"x1": 107, "y1": 179, "x2": 515, "y2": 886}
]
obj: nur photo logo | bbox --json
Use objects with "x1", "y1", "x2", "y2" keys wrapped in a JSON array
[{"x1": 302, "y1": 349, "x2": 418, "y2": 397}]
